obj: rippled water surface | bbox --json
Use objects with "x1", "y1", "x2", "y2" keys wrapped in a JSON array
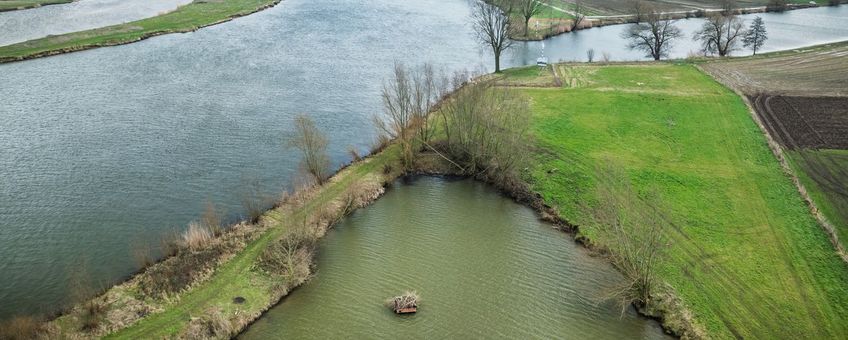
[
  {"x1": 0, "y1": 0, "x2": 846, "y2": 319},
  {"x1": 240, "y1": 177, "x2": 672, "y2": 339},
  {"x1": 0, "y1": 0, "x2": 193, "y2": 46}
]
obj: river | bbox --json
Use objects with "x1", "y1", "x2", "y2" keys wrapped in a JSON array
[
  {"x1": 239, "y1": 177, "x2": 672, "y2": 339},
  {"x1": 0, "y1": 0, "x2": 193, "y2": 47},
  {"x1": 0, "y1": 0, "x2": 845, "y2": 320}
]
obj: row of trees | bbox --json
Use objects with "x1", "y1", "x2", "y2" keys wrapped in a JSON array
[
  {"x1": 472, "y1": 0, "x2": 770, "y2": 70},
  {"x1": 624, "y1": 6, "x2": 767, "y2": 60}
]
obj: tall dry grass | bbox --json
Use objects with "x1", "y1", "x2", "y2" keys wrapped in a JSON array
[
  {"x1": 181, "y1": 222, "x2": 214, "y2": 251},
  {"x1": 0, "y1": 316, "x2": 45, "y2": 340}
]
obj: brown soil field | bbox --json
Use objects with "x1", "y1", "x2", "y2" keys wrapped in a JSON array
[
  {"x1": 702, "y1": 42, "x2": 848, "y2": 97},
  {"x1": 750, "y1": 95, "x2": 848, "y2": 149}
]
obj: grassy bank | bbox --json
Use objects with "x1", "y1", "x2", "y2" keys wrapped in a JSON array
[
  {"x1": 0, "y1": 0, "x2": 281, "y2": 63},
  {"x1": 506, "y1": 63, "x2": 848, "y2": 338},
  {"x1": 0, "y1": 0, "x2": 71, "y2": 12},
  {"x1": 27, "y1": 145, "x2": 408, "y2": 338}
]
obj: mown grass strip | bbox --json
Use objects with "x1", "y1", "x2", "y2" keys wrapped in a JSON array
[{"x1": 0, "y1": 0, "x2": 281, "y2": 63}]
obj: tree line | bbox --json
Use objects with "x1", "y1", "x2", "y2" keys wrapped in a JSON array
[{"x1": 473, "y1": 0, "x2": 770, "y2": 70}]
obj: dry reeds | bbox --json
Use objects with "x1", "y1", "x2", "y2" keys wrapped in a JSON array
[
  {"x1": 0, "y1": 316, "x2": 45, "y2": 340},
  {"x1": 181, "y1": 222, "x2": 214, "y2": 251}
]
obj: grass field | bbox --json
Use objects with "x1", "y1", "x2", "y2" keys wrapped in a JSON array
[
  {"x1": 0, "y1": 0, "x2": 280, "y2": 63},
  {"x1": 0, "y1": 0, "x2": 71, "y2": 12},
  {"x1": 703, "y1": 41, "x2": 848, "y2": 257},
  {"x1": 508, "y1": 63, "x2": 848, "y2": 338}
]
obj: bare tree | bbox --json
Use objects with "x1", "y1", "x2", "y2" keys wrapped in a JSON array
[
  {"x1": 621, "y1": 9, "x2": 683, "y2": 61},
  {"x1": 288, "y1": 114, "x2": 330, "y2": 185},
  {"x1": 570, "y1": 0, "x2": 586, "y2": 31},
  {"x1": 375, "y1": 63, "x2": 444, "y2": 167},
  {"x1": 438, "y1": 77, "x2": 532, "y2": 178},
  {"x1": 591, "y1": 163, "x2": 669, "y2": 314},
  {"x1": 743, "y1": 16, "x2": 767, "y2": 55},
  {"x1": 586, "y1": 48, "x2": 595, "y2": 62},
  {"x1": 516, "y1": 0, "x2": 545, "y2": 36},
  {"x1": 693, "y1": 13, "x2": 746, "y2": 57},
  {"x1": 472, "y1": 0, "x2": 516, "y2": 73}
]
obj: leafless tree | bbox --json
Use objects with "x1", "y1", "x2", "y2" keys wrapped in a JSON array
[
  {"x1": 693, "y1": 13, "x2": 746, "y2": 57},
  {"x1": 288, "y1": 114, "x2": 330, "y2": 185},
  {"x1": 375, "y1": 63, "x2": 445, "y2": 167},
  {"x1": 570, "y1": 0, "x2": 586, "y2": 31},
  {"x1": 438, "y1": 77, "x2": 531, "y2": 178},
  {"x1": 515, "y1": 0, "x2": 545, "y2": 36},
  {"x1": 471, "y1": 0, "x2": 516, "y2": 73},
  {"x1": 621, "y1": 9, "x2": 683, "y2": 61},
  {"x1": 602, "y1": 51, "x2": 611, "y2": 62},
  {"x1": 591, "y1": 163, "x2": 669, "y2": 314},
  {"x1": 586, "y1": 48, "x2": 595, "y2": 62}
]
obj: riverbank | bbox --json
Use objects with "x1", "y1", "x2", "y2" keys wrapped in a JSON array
[
  {"x1": 0, "y1": 0, "x2": 281, "y2": 63},
  {"x1": 514, "y1": 2, "x2": 834, "y2": 41},
  {"x1": 0, "y1": 0, "x2": 71, "y2": 12},
  {"x1": 509, "y1": 62, "x2": 848, "y2": 338}
]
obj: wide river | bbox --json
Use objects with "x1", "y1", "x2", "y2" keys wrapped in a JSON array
[
  {"x1": 0, "y1": 0, "x2": 846, "y2": 319},
  {"x1": 240, "y1": 177, "x2": 672, "y2": 339}
]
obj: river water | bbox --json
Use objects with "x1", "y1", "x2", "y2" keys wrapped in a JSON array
[
  {"x1": 0, "y1": 0, "x2": 193, "y2": 47},
  {"x1": 240, "y1": 177, "x2": 672, "y2": 339},
  {"x1": 0, "y1": 0, "x2": 845, "y2": 320}
]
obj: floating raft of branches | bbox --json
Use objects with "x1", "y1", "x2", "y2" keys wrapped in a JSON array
[{"x1": 386, "y1": 291, "x2": 419, "y2": 314}]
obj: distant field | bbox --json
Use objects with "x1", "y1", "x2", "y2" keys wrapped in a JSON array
[
  {"x1": 506, "y1": 64, "x2": 848, "y2": 338},
  {"x1": 703, "y1": 42, "x2": 848, "y2": 253},
  {"x1": 702, "y1": 42, "x2": 848, "y2": 97},
  {"x1": 0, "y1": 0, "x2": 71, "y2": 12}
]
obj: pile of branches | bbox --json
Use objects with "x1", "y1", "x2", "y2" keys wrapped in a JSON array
[{"x1": 385, "y1": 291, "x2": 420, "y2": 312}]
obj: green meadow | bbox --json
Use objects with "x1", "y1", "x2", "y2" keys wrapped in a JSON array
[{"x1": 511, "y1": 64, "x2": 848, "y2": 338}]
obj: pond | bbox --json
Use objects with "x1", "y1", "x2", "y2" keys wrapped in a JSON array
[
  {"x1": 0, "y1": 0, "x2": 193, "y2": 47},
  {"x1": 239, "y1": 177, "x2": 672, "y2": 339},
  {"x1": 0, "y1": 0, "x2": 846, "y2": 319}
]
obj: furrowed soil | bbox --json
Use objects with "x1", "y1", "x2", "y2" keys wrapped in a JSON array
[{"x1": 704, "y1": 42, "x2": 848, "y2": 256}]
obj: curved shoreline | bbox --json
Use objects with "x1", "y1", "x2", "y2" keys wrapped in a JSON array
[
  {"x1": 513, "y1": 3, "x2": 833, "y2": 41},
  {"x1": 0, "y1": 0, "x2": 72, "y2": 13},
  {"x1": 0, "y1": 0, "x2": 282, "y2": 64}
]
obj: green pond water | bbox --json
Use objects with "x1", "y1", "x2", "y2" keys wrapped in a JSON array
[{"x1": 240, "y1": 177, "x2": 671, "y2": 339}]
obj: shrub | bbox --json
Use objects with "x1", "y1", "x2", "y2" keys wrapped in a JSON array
[
  {"x1": 347, "y1": 146, "x2": 362, "y2": 162},
  {"x1": 258, "y1": 231, "x2": 313, "y2": 284},
  {"x1": 80, "y1": 299, "x2": 106, "y2": 332},
  {"x1": 0, "y1": 316, "x2": 44, "y2": 340},
  {"x1": 138, "y1": 242, "x2": 226, "y2": 299},
  {"x1": 182, "y1": 308, "x2": 232, "y2": 340}
]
